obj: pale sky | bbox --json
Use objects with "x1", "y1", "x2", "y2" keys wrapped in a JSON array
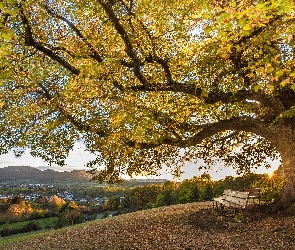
[
  {"x1": 0, "y1": 143, "x2": 94, "y2": 172},
  {"x1": 0, "y1": 143, "x2": 280, "y2": 181}
]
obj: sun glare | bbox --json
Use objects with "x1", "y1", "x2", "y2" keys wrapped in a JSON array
[{"x1": 267, "y1": 171, "x2": 274, "y2": 177}]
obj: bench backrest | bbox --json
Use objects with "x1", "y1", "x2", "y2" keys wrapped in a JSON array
[
  {"x1": 233, "y1": 188, "x2": 261, "y2": 197},
  {"x1": 224, "y1": 190, "x2": 249, "y2": 208}
]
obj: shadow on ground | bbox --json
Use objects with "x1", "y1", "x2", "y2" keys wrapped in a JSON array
[{"x1": 187, "y1": 204, "x2": 284, "y2": 233}]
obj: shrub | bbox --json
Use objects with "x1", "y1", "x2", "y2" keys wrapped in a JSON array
[
  {"x1": 29, "y1": 210, "x2": 45, "y2": 220},
  {"x1": 21, "y1": 221, "x2": 41, "y2": 233},
  {"x1": 155, "y1": 194, "x2": 165, "y2": 207},
  {"x1": 0, "y1": 221, "x2": 41, "y2": 237},
  {"x1": 0, "y1": 228, "x2": 11, "y2": 237},
  {"x1": 44, "y1": 224, "x2": 52, "y2": 230}
]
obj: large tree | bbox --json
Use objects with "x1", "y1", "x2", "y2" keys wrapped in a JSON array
[{"x1": 1, "y1": 0, "x2": 295, "y2": 208}]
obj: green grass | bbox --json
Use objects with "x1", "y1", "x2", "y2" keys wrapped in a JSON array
[
  {"x1": 0, "y1": 217, "x2": 58, "y2": 248},
  {"x1": 0, "y1": 230, "x2": 51, "y2": 247},
  {"x1": 0, "y1": 216, "x2": 58, "y2": 231}
]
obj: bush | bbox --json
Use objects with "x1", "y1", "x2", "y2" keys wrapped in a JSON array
[
  {"x1": 55, "y1": 210, "x2": 84, "y2": 229},
  {"x1": 0, "y1": 228, "x2": 11, "y2": 237},
  {"x1": 21, "y1": 221, "x2": 41, "y2": 233},
  {"x1": 0, "y1": 221, "x2": 41, "y2": 237},
  {"x1": 155, "y1": 194, "x2": 165, "y2": 207},
  {"x1": 44, "y1": 224, "x2": 52, "y2": 230},
  {"x1": 29, "y1": 210, "x2": 45, "y2": 220}
]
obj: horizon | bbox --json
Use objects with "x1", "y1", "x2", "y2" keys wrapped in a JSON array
[
  {"x1": 0, "y1": 142, "x2": 281, "y2": 181},
  {"x1": 0, "y1": 161, "x2": 279, "y2": 181}
]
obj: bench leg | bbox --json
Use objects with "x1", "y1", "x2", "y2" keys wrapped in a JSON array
[
  {"x1": 212, "y1": 201, "x2": 217, "y2": 211},
  {"x1": 227, "y1": 207, "x2": 234, "y2": 221},
  {"x1": 220, "y1": 204, "x2": 225, "y2": 215},
  {"x1": 213, "y1": 201, "x2": 224, "y2": 213}
]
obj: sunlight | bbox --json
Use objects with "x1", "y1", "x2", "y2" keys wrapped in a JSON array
[{"x1": 267, "y1": 170, "x2": 274, "y2": 177}]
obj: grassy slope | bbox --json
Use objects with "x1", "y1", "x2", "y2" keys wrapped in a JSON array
[
  {"x1": 1, "y1": 202, "x2": 295, "y2": 250},
  {"x1": 0, "y1": 217, "x2": 58, "y2": 231}
]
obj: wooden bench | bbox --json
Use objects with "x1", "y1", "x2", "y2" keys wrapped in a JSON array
[
  {"x1": 212, "y1": 189, "x2": 259, "y2": 223},
  {"x1": 234, "y1": 188, "x2": 261, "y2": 205}
]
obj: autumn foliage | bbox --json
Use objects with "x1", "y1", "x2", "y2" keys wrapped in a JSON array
[{"x1": 1, "y1": 0, "x2": 295, "y2": 208}]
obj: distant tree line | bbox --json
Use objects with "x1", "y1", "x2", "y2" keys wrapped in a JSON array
[
  {"x1": 0, "y1": 171, "x2": 284, "y2": 234},
  {"x1": 104, "y1": 172, "x2": 284, "y2": 213}
]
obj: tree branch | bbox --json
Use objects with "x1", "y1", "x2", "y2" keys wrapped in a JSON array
[
  {"x1": 20, "y1": 9, "x2": 80, "y2": 75},
  {"x1": 37, "y1": 82, "x2": 107, "y2": 136},
  {"x1": 127, "y1": 80, "x2": 285, "y2": 118},
  {"x1": 126, "y1": 116, "x2": 274, "y2": 149},
  {"x1": 145, "y1": 54, "x2": 174, "y2": 85},
  {"x1": 98, "y1": 0, "x2": 150, "y2": 87},
  {"x1": 234, "y1": 15, "x2": 282, "y2": 46},
  {"x1": 43, "y1": 5, "x2": 103, "y2": 63}
]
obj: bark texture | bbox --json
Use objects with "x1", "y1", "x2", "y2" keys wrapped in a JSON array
[{"x1": 272, "y1": 127, "x2": 295, "y2": 209}]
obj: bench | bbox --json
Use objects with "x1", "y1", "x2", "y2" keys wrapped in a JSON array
[
  {"x1": 233, "y1": 188, "x2": 261, "y2": 205},
  {"x1": 212, "y1": 189, "x2": 260, "y2": 223}
]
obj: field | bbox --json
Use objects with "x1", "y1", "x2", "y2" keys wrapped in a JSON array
[
  {"x1": 1, "y1": 202, "x2": 295, "y2": 250},
  {"x1": 0, "y1": 217, "x2": 58, "y2": 231}
]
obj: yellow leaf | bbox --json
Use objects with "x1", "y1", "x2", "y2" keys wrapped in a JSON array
[
  {"x1": 243, "y1": 24, "x2": 252, "y2": 31},
  {"x1": 275, "y1": 70, "x2": 284, "y2": 77},
  {"x1": 267, "y1": 67, "x2": 274, "y2": 73},
  {"x1": 281, "y1": 78, "x2": 290, "y2": 86},
  {"x1": 202, "y1": 90, "x2": 208, "y2": 97},
  {"x1": 267, "y1": 85, "x2": 274, "y2": 91}
]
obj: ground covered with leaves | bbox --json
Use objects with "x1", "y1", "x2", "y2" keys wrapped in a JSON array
[{"x1": 2, "y1": 201, "x2": 295, "y2": 249}]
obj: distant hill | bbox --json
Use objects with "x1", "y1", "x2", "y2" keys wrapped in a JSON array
[{"x1": 0, "y1": 165, "x2": 91, "y2": 183}]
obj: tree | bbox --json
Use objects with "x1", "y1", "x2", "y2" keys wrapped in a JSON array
[
  {"x1": 11, "y1": 195, "x2": 23, "y2": 205},
  {"x1": 56, "y1": 201, "x2": 83, "y2": 227},
  {"x1": 203, "y1": 184, "x2": 214, "y2": 201},
  {"x1": 1, "y1": 0, "x2": 295, "y2": 208},
  {"x1": 252, "y1": 173, "x2": 284, "y2": 204},
  {"x1": 7, "y1": 202, "x2": 33, "y2": 217},
  {"x1": 103, "y1": 196, "x2": 120, "y2": 211},
  {"x1": 155, "y1": 194, "x2": 165, "y2": 207},
  {"x1": 60, "y1": 201, "x2": 79, "y2": 213},
  {"x1": 191, "y1": 173, "x2": 214, "y2": 201},
  {"x1": 37, "y1": 195, "x2": 45, "y2": 204},
  {"x1": 49, "y1": 195, "x2": 66, "y2": 209},
  {"x1": 162, "y1": 181, "x2": 178, "y2": 206},
  {"x1": 178, "y1": 179, "x2": 200, "y2": 204}
]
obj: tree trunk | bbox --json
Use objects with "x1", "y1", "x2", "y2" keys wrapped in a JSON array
[
  {"x1": 276, "y1": 138, "x2": 295, "y2": 210},
  {"x1": 281, "y1": 165, "x2": 295, "y2": 208}
]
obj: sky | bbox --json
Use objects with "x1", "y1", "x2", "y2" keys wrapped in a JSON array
[
  {"x1": 0, "y1": 143, "x2": 94, "y2": 172},
  {"x1": 0, "y1": 142, "x2": 280, "y2": 181}
]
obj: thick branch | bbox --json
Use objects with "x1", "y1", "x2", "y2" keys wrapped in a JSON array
[
  {"x1": 204, "y1": 89, "x2": 285, "y2": 116},
  {"x1": 129, "y1": 81, "x2": 285, "y2": 117},
  {"x1": 21, "y1": 10, "x2": 80, "y2": 75},
  {"x1": 98, "y1": 0, "x2": 150, "y2": 87},
  {"x1": 127, "y1": 116, "x2": 273, "y2": 149},
  {"x1": 1, "y1": 13, "x2": 10, "y2": 26},
  {"x1": 234, "y1": 15, "x2": 282, "y2": 46},
  {"x1": 145, "y1": 54, "x2": 174, "y2": 84}
]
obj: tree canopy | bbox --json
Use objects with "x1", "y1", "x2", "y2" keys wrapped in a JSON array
[{"x1": 1, "y1": 0, "x2": 295, "y2": 205}]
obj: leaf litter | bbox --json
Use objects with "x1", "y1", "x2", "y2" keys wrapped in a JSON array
[{"x1": 2, "y1": 201, "x2": 295, "y2": 250}]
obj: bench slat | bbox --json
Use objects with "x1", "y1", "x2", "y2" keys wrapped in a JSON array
[{"x1": 213, "y1": 190, "x2": 250, "y2": 209}]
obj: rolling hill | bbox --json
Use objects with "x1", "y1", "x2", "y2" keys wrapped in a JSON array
[
  {"x1": 1, "y1": 201, "x2": 294, "y2": 250},
  {"x1": 0, "y1": 165, "x2": 91, "y2": 183}
]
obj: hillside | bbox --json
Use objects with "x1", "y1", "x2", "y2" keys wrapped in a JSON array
[
  {"x1": 0, "y1": 166, "x2": 91, "y2": 183},
  {"x1": 2, "y1": 202, "x2": 295, "y2": 250}
]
